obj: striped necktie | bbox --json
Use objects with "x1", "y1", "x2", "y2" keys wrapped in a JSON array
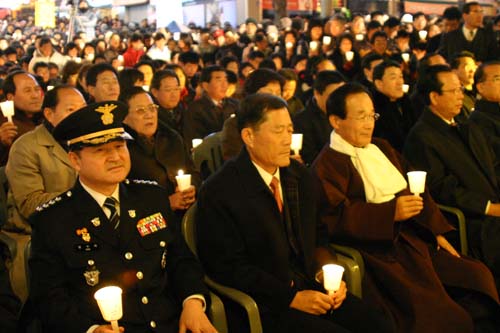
[{"x1": 103, "y1": 197, "x2": 120, "y2": 229}]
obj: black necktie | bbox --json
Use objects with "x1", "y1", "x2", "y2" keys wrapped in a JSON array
[{"x1": 103, "y1": 197, "x2": 120, "y2": 229}]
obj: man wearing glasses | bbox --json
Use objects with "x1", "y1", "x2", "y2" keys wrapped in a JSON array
[
  {"x1": 404, "y1": 65, "x2": 500, "y2": 294},
  {"x1": 440, "y1": 1, "x2": 499, "y2": 62}
]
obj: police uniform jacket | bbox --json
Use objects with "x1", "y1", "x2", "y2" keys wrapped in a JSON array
[{"x1": 29, "y1": 179, "x2": 209, "y2": 333}]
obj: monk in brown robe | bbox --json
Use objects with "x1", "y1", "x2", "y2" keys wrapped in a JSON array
[{"x1": 311, "y1": 82, "x2": 500, "y2": 333}]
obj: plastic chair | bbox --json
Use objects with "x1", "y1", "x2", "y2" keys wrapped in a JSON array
[
  {"x1": 330, "y1": 244, "x2": 364, "y2": 298},
  {"x1": 182, "y1": 203, "x2": 263, "y2": 333},
  {"x1": 437, "y1": 204, "x2": 468, "y2": 255},
  {"x1": 192, "y1": 132, "x2": 224, "y2": 180}
]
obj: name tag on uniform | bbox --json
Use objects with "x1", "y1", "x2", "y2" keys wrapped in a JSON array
[{"x1": 136, "y1": 212, "x2": 167, "y2": 237}]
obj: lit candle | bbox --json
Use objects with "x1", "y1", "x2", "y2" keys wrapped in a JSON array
[
  {"x1": 345, "y1": 51, "x2": 354, "y2": 62},
  {"x1": 322, "y1": 36, "x2": 332, "y2": 45},
  {"x1": 402, "y1": 84, "x2": 409, "y2": 93},
  {"x1": 401, "y1": 52, "x2": 410, "y2": 63},
  {"x1": 418, "y1": 30, "x2": 428, "y2": 40},
  {"x1": 94, "y1": 286, "x2": 123, "y2": 333},
  {"x1": 47, "y1": 85, "x2": 54, "y2": 91},
  {"x1": 286, "y1": 42, "x2": 294, "y2": 49},
  {"x1": 309, "y1": 41, "x2": 318, "y2": 50},
  {"x1": 407, "y1": 171, "x2": 427, "y2": 196},
  {"x1": 355, "y1": 34, "x2": 364, "y2": 41},
  {"x1": 175, "y1": 169, "x2": 191, "y2": 192},
  {"x1": 291, "y1": 133, "x2": 303, "y2": 156},
  {"x1": 117, "y1": 55, "x2": 124, "y2": 63},
  {"x1": 142, "y1": 85, "x2": 150, "y2": 92},
  {"x1": 322, "y1": 264, "x2": 344, "y2": 295},
  {"x1": 192, "y1": 138, "x2": 203, "y2": 149},
  {"x1": 0, "y1": 100, "x2": 15, "y2": 123}
]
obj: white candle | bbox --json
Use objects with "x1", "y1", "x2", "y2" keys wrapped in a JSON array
[
  {"x1": 322, "y1": 264, "x2": 344, "y2": 295},
  {"x1": 418, "y1": 30, "x2": 428, "y2": 40},
  {"x1": 0, "y1": 100, "x2": 14, "y2": 123},
  {"x1": 309, "y1": 41, "x2": 318, "y2": 50},
  {"x1": 402, "y1": 52, "x2": 410, "y2": 63},
  {"x1": 86, "y1": 53, "x2": 95, "y2": 61},
  {"x1": 117, "y1": 66, "x2": 124, "y2": 72},
  {"x1": 94, "y1": 286, "x2": 123, "y2": 333},
  {"x1": 345, "y1": 51, "x2": 354, "y2": 62},
  {"x1": 47, "y1": 85, "x2": 54, "y2": 91},
  {"x1": 176, "y1": 169, "x2": 191, "y2": 192},
  {"x1": 74, "y1": 57, "x2": 82, "y2": 63},
  {"x1": 407, "y1": 171, "x2": 427, "y2": 196},
  {"x1": 286, "y1": 42, "x2": 294, "y2": 49},
  {"x1": 142, "y1": 85, "x2": 150, "y2": 92},
  {"x1": 355, "y1": 34, "x2": 364, "y2": 41},
  {"x1": 322, "y1": 36, "x2": 332, "y2": 45},
  {"x1": 402, "y1": 84, "x2": 409, "y2": 93},
  {"x1": 117, "y1": 55, "x2": 124, "y2": 63},
  {"x1": 291, "y1": 133, "x2": 303, "y2": 156},
  {"x1": 192, "y1": 138, "x2": 203, "y2": 149}
]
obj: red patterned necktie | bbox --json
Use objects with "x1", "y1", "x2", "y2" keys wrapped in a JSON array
[{"x1": 269, "y1": 177, "x2": 283, "y2": 213}]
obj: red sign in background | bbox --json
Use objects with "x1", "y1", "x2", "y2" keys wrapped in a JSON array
[{"x1": 262, "y1": 0, "x2": 319, "y2": 11}]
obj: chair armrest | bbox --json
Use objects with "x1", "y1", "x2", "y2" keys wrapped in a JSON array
[
  {"x1": 207, "y1": 291, "x2": 228, "y2": 333},
  {"x1": 205, "y1": 277, "x2": 263, "y2": 333},
  {"x1": 331, "y1": 243, "x2": 365, "y2": 278},
  {"x1": 335, "y1": 253, "x2": 363, "y2": 299},
  {"x1": 437, "y1": 204, "x2": 468, "y2": 255}
]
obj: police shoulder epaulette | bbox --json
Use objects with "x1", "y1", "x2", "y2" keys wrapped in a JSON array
[
  {"x1": 127, "y1": 179, "x2": 159, "y2": 186},
  {"x1": 35, "y1": 190, "x2": 72, "y2": 212}
]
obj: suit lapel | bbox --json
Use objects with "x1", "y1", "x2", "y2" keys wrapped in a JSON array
[
  {"x1": 72, "y1": 181, "x2": 120, "y2": 248},
  {"x1": 281, "y1": 168, "x2": 304, "y2": 256}
]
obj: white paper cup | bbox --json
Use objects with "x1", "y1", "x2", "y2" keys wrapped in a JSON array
[
  {"x1": 407, "y1": 171, "x2": 427, "y2": 195},
  {"x1": 322, "y1": 36, "x2": 332, "y2": 45},
  {"x1": 345, "y1": 51, "x2": 354, "y2": 62},
  {"x1": 192, "y1": 138, "x2": 203, "y2": 149},
  {"x1": 355, "y1": 34, "x2": 364, "y2": 41},
  {"x1": 176, "y1": 174, "x2": 192, "y2": 191},
  {"x1": 286, "y1": 41, "x2": 294, "y2": 49},
  {"x1": 323, "y1": 264, "x2": 344, "y2": 292},
  {"x1": 402, "y1": 84, "x2": 409, "y2": 93},
  {"x1": 94, "y1": 286, "x2": 123, "y2": 322},
  {"x1": 418, "y1": 30, "x2": 428, "y2": 40},
  {"x1": 402, "y1": 52, "x2": 410, "y2": 63},
  {"x1": 309, "y1": 41, "x2": 318, "y2": 50},
  {"x1": 142, "y1": 85, "x2": 149, "y2": 92},
  {"x1": 47, "y1": 85, "x2": 54, "y2": 91},
  {"x1": 0, "y1": 100, "x2": 15, "y2": 122},
  {"x1": 291, "y1": 133, "x2": 303, "y2": 155}
]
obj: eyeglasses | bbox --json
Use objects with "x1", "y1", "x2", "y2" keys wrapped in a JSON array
[
  {"x1": 347, "y1": 113, "x2": 380, "y2": 122},
  {"x1": 132, "y1": 104, "x2": 159, "y2": 115},
  {"x1": 441, "y1": 87, "x2": 465, "y2": 95},
  {"x1": 160, "y1": 87, "x2": 182, "y2": 93}
]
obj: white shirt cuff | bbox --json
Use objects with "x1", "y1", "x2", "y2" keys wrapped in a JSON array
[
  {"x1": 183, "y1": 294, "x2": 206, "y2": 311},
  {"x1": 87, "y1": 324, "x2": 100, "y2": 333}
]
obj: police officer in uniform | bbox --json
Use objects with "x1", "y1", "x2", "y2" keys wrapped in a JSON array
[{"x1": 28, "y1": 101, "x2": 217, "y2": 333}]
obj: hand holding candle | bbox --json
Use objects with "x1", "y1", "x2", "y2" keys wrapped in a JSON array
[
  {"x1": 176, "y1": 169, "x2": 191, "y2": 192},
  {"x1": 291, "y1": 133, "x2": 303, "y2": 156},
  {"x1": 94, "y1": 286, "x2": 123, "y2": 333},
  {"x1": 322, "y1": 264, "x2": 344, "y2": 296},
  {"x1": 0, "y1": 101, "x2": 15, "y2": 123},
  {"x1": 407, "y1": 171, "x2": 427, "y2": 196}
]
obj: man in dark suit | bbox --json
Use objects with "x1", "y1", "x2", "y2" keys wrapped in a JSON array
[
  {"x1": 293, "y1": 70, "x2": 346, "y2": 165},
  {"x1": 196, "y1": 93, "x2": 392, "y2": 333},
  {"x1": 29, "y1": 101, "x2": 216, "y2": 333},
  {"x1": 439, "y1": 1, "x2": 499, "y2": 63},
  {"x1": 403, "y1": 64, "x2": 500, "y2": 289},
  {"x1": 183, "y1": 65, "x2": 238, "y2": 147},
  {"x1": 469, "y1": 61, "x2": 500, "y2": 160}
]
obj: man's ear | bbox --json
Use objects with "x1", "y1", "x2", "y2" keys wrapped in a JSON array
[
  {"x1": 87, "y1": 85, "x2": 95, "y2": 98},
  {"x1": 374, "y1": 79, "x2": 383, "y2": 92},
  {"x1": 429, "y1": 91, "x2": 439, "y2": 106},
  {"x1": 329, "y1": 115, "x2": 341, "y2": 131},
  {"x1": 241, "y1": 127, "x2": 254, "y2": 148},
  {"x1": 68, "y1": 151, "x2": 81, "y2": 172}
]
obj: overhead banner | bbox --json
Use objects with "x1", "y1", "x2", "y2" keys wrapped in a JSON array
[
  {"x1": 35, "y1": 0, "x2": 55, "y2": 28},
  {"x1": 261, "y1": 0, "x2": 319, "y2": 11}
]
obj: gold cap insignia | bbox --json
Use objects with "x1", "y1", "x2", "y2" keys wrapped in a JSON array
[{"x1": 95, "y1": 103, "x2": 118, "y2": 125}]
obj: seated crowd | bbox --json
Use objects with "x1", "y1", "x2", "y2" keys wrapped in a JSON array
[{"x1": 1, "y1": 1, "x2": 500, "y2": 332}]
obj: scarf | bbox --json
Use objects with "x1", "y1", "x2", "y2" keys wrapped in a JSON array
[{"x1": 330, "y1": 130, "x2": 407, "y2": 203}]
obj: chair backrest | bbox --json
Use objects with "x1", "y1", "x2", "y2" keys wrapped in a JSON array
[
  {"x1": 182, "y1": 203, "x2": 198, "y2": 256},
  {"x1": 192, "y1": 132, "x2": 224, "y2": 179}
]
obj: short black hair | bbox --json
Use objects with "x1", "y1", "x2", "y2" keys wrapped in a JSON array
[
  {"x1": 463, "y1": 2, "x2": 480, "y2": 14},
  {"x1": 366, "y1": 20, "x2": 382, "y2": 32},
  {"x1": 33, "y1": 61, "x2": 49, "y2": 73},
  {"x1": 200, "y1": 65, "x2": 225, "y2": 83},
  {"x1": 226, "y1": 70, "x2": 238, "y2": 84},
  {"x1": 326, "y1": 82, "x2": 371, "y2": 119},
  {"x1": 474, "y1": 61, "x2": 500, "y2": 86},
  {"x1": 237, "y1": 93, "x2": 288, "y2": 132},
  {"x1": 248, "y1": 50, "x2": 265, "y2": 60},
  {"x1": 86, "y1": 63, "x2": 117, "y2": 87},
  {"x1": 416, "y1": 64, "x2": 452, "y2": 105},
  {"x1": 118, "y1": 68, "x2": 144, "y2": 91},
  {"x1": 220, "y1": 55, "x2": 238, "y2": 69},
  {"x1": 443, "y1": 6, "x2": 462, "y2": 21},
  {"x1": 450, "y1": 51, "x2": 476, "y2": 69},
  {"x1": 370, "y1": 30, "x2": 388, "y2": 44},
  {"x1": 42, "y1": 84, "x2": 77, "y2": 110},
  {"x1": 179, "y1": 51, "x2": 200, "y2": 64},
  {"x1": 151, "y1": 69, "x2": 179, "y2": 90},
  {"x1": 243, "y1": 68, "x2": 285, "y2": 95},
  {"x1": 258, "y1": 59, "x2": 277, "y2": 71},
  {"x1": 313, "y1": 70, "x2": 346, "y2": 94},
  {"x1": 373, "y1": 60, "x2": 400, "y2": 81},
  {"x1": 361, "y1": 53, "x2": 384, "y2": 70},
  {"x1": 119, "y1": 85, "x2": 150, "y2": 107}
]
